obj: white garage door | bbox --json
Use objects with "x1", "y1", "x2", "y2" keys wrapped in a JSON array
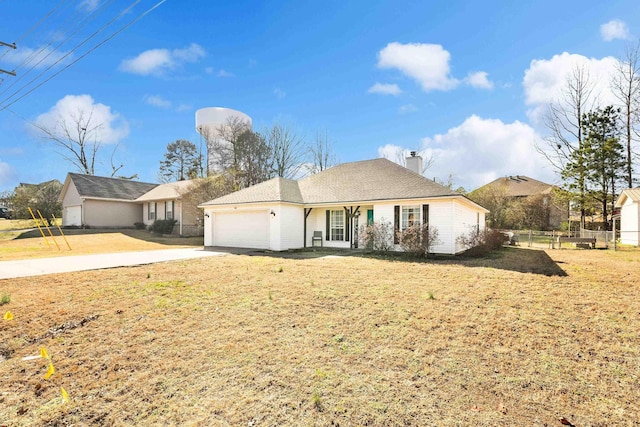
[
  {"x1": 213, "y1": 211, "x2": 270, "y2": 249},
  {"x1": 63, "y1": 205, "x2": 82, "y2": 226}
]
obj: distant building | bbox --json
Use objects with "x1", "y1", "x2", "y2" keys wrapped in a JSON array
[{"x1": 470, "y1": 175, "x2": 567, "y2": 230}]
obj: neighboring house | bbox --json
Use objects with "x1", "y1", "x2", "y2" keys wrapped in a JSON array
[
  {"x1": 59, "y1": 173, "x2": 158, "y2": 228},
  {"x1": 199, "y1": 157, "x2": 488, "y2": 254},
  {"x1": 471, "y1": 175, "x2": 566, "y2": 229},
  {"x1": 136, "y1": 180, "x2": 202, "y2": 236},
  {"x1": 614, "y1": 188, "x2": 640, "y2": 246}
]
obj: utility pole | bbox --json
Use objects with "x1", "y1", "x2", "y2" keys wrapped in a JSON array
[{"x1": 1, "y1": 40, "x2": 17, "y2": 77}]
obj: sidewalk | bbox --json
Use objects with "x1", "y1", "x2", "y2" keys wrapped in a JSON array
[{"x1": 0, "y1": 248, "x2": 228, "y2": 279}]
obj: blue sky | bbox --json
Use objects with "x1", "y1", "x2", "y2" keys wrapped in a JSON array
[{"x1": 1, "y1": 0, "x2": 639, "y2": 193}]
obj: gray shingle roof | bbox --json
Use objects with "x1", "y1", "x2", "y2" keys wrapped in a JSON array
[
  {"x1": 201, "y1": 158, "x2": 460, "y2": 206},
  {"x1": 201, "y1": 177, "x2": 303, "y2": 205},
  {"x1": 474, "y1": 175, "x2": 553, "y2": 197},
  {"x1": 136, "y1": 180, "x2": 195, "y2": 202},
  {"x1": 69, "y1": 173, "x2": 158, "y2": 200}
]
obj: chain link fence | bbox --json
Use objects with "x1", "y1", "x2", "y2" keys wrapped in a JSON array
[{"x1": 497, "y1": 229, "x2": 618, "y2": 249}]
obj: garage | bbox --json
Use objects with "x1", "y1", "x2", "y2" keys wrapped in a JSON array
[
  {"x1": 63, "y1": 205, "x2": 82, "y2": 226},
  {"x1": 213, "y1": 210, "x2": 270, "y2": 249}
]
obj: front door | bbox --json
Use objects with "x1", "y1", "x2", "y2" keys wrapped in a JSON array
[{"x1": 367, "y1": 209, "x2": 373, "y2": 225}]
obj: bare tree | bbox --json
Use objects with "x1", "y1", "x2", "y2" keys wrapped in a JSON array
[
  {"x1": 38, "y1": 109, "x2": 102, "y2": 175},
  {"x1": 266, "y1": 123, "x2": 306, "y2": 178},
  {"x1": 612, "y1": 40, "x2": 640, "y2": 188},
  {"x1": 537, "y1": 65, "x2": 597, "y2": 227},
  {"x1": 381, "y1": 146, "x2": 435, "y2": 175},
  {"x1": 206, "y1": 116, "x2": 252, "y2": 175},
  {"x1": 203, "y1": 117, "x2": 272, "y2": 189},
  {"x1": 308, "y1": 130, "x2": 337, "y2": 174}
]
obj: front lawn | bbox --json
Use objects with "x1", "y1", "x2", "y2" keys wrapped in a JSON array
[{"x1": 1, "y1": 247, "x2": 638, "y2": 426}]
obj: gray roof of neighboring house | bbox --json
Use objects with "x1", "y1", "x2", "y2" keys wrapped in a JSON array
[
  {"x1": 474, "y1": 175, "x2": 554, "y2": 197},
  {"x1": 201, "y1": 158, "x2": 467, "y2": 207},
  {"x1": 136, "y1": 180, "x2": 195, "y2": 202},
  {"x1": 68, "y1": 173, "x2": 158, "y2": 200}
]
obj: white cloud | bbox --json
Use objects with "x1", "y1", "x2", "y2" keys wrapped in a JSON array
[
  {"x1": 378, "y1": 115, "x2": 552, "y2": 190},
  {"x1": 176, "y1": 104, "x2": 192, "y2": 112},
  {"x1": 35, "y1": 94, "x2": 129, "y2": 144},
  {"x1": 217, "y1": 69, "x2": 234, "y2": 77},
  {"x1": 78, "y1": 0, "x2": 99, "y2": 12},
  {"x1": 600, "y1": 19, "x2": 630, "y2": 41},
  {"x1": 273, "y1": 87, "x2": 286, "y2": 99},
  {"x1": 3, "y1": 46, "x2": 72, "y2": 69},
  {"x1": 368, "y1": 82, "x2": 402, "y2": 95},
  {"x1": 144, "y1": 95, "x2": 171, "y2": 109},
  {"x1": 523, "y1": 52, "x2": 619, "y2": 124},
  {"x1": 0, "y1": 160, "x2": 16, "y2": 187},
  {"x1": 465, "y1": 71, "x2": 494, "y2": 89},
  {"x1": 399, "y1": 104, "x2": 418, "y2": 114},
  {"x1": 172, "y1": 43, "x2": 206, "y2": 62},
  {"x1": 377, "y1": 42, "x2": 459, "y2": 91},
  {"x1": 119, "y1": 43, "x2": 206, "y2": 76}
]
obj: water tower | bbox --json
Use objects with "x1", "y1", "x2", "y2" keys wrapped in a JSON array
[{"x1": 195, "y1": 107, "x2": 252, "y2": 173}]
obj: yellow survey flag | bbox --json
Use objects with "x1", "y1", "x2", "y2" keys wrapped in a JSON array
[
  {"x1": 44, "y1": 363, "x2": 55, "y2": 380},
  {"x1": 40, "y1": 347, "x2": 49, "y2": 359},
  {"x1": 61, "y1": 387, "x2": 69, "y2": 403},
  {"x1": 3, "y1": 311, "x2": 13, "y2": 320}
]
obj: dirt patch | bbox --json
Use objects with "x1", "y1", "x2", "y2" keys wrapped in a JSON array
[{"x1": 0, "y1": 247, "x2": 639, "y2": 426}]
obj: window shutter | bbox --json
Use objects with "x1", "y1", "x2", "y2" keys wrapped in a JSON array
[
  {"x1": 394, "y1": 205, "x2": 400, "y2": 244},
  {"x1": 422, "y1": 204, "x2": 429, "y2": 227},
  {"x1": 326, "y1": 210, "x2": 330, "y2": 240},
  {"x1": 344, "y1": 208, "x2": 350, "y2": 241}
]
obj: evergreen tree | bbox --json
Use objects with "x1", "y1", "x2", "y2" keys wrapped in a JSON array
[{"x1": 159, "y1": 140, "x2": 199, "y2": 182}]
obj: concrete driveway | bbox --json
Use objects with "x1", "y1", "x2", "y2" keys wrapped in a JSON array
[{"x1": 0, "y1": 248, "x2": 228, "y2": 279}]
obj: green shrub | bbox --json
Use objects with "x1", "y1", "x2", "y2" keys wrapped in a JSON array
[
  {"x1": 150, "y1": 219, "x2": 177, "y2": 235},
  {"x1": 1, "y1": 293, "x2": 10, "y2": 305},
  {"x1": 133, "y1": 222, "x2": 146, "y2": 230}
]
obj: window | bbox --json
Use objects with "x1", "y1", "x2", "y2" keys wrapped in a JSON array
[
  {"x1": 330, "y1": 210, "x2": 344, "y2": 241},
  {"x1": 401, "y1": 205, "x2": 420, "y2": 230},
  {"x1": 148, "y1": 202, "x2": 156, "y2": 220},
  {"x1": 165, "y1": 201, "x2": 174, "y2": 220}
]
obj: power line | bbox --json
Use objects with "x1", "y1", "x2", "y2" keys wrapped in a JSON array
[
  {"x1": 0, "y1": 0, "x2": 116, "y2": 98},
  {"x1": 0, "y1": 0, "x2": 69, "y2": 61},
  {"x1": 0, "y1": 0, "x2": 166, "y2": 111}
]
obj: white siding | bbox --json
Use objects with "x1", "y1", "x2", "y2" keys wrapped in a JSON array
[
  {"x1": 620, "y1": 197, "x2": 639, "y2": 246},
  {"x1": 61, "y1": 181, "x2": 83, "y2": 226},
  {"x1": 371, "y1": 198, "x2": 485, "y2": 255},
  {"x1": 429, "y1": 201, "x2": 456, "y2": 254},
  {"x1": 278, "y1": 204, "x2": 305, "y2": 250},
  {"x1": 453, "y1": 200, "x2": 485, "y2": 253}
]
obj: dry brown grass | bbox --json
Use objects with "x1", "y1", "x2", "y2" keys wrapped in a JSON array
[
  {"x1": 1, "y1": 247, "x2": 639, "y2": 426},
  {"x1": 0, "y1": 228, "x2": 203, "y2": 261}
]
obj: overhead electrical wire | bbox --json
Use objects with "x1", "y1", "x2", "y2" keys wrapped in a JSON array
[
  {"x1": 0, "y1": 0, "x2": 70, "y2": 61},
  {"x1": 0, "y1": 0, "x2": 166, "y2": 111},
  {"x1": 0, "y1": 0, "x2": 116, "y2": 98}
]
